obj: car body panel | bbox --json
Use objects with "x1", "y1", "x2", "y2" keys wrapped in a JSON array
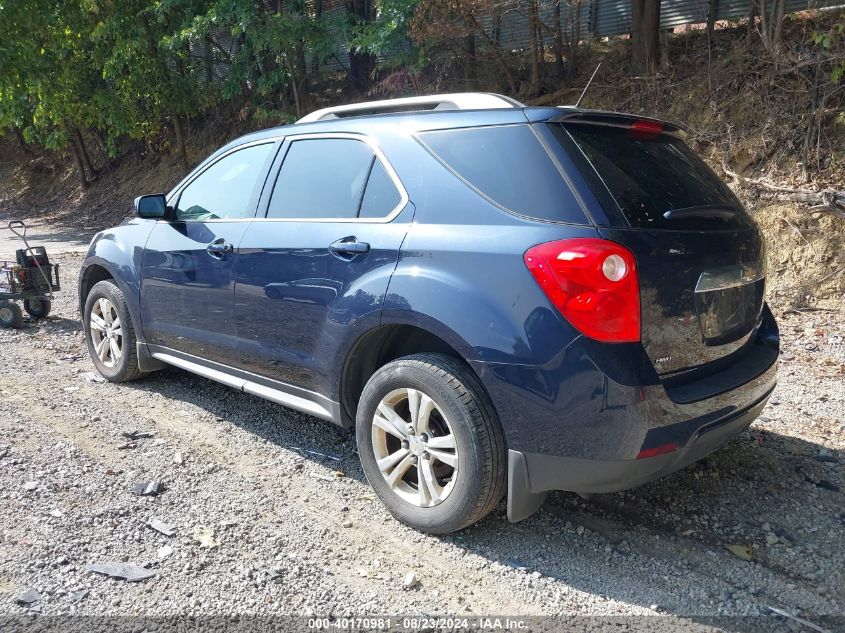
[
  {"x1": 79, "y1": 103, "x2": 779, "y2": 524},
  {"x1": 139, "y1": 220, "x2": 250, "y2": 365}
]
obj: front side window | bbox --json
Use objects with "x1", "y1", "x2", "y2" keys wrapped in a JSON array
[
  {"x1": 267, "y1": 138, "x2": 403, "y2": 220},
  {"x1": 176, "y1": 143, "x2": 274, "y2": 221}
]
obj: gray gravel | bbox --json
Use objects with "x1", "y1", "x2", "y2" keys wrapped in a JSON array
[{"x1": 0, "y1": 252, "x2": 843, "y2": 624}]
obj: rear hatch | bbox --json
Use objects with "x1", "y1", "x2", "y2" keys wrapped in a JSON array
[{"x1": 548, "y1": 117, "x2": 766, "y2": 375}]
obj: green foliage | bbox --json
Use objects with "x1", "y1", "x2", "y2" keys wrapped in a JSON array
[
  {"x1": 811, "y1": 22, "x2": 844, "y2": 84},
  {"x1": 350, "y1": 0, "x2": 426, "y2": 70},
  {"x1": 0, "y1": 0, "x2": 336, "y2": 157}
]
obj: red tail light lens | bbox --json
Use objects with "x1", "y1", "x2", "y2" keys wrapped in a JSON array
[{"x1": 524, "y1": 238, "x2": 640, "y2": 343}]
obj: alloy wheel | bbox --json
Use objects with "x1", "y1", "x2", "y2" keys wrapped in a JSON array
[
  {"x1": 371, "y1": 388, "x2": 458, "y2": 507},
  {"x1": 89, "y1": 297, "x2": 123, "y2": 368}
]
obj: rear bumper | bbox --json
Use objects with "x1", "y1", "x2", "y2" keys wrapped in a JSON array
[
  {"x1": 506, "y1": 387, "x2": 773, "y2": 522},
  {"x1": 508, "y1": 391, "x2": 771, "y2": 521}
]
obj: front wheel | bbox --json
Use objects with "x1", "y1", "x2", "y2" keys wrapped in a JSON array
[
  {"x1": 356, "y1": 353, "x2": 506, "y2": 534},
  {"x1": 83, "y1": 280, "x2": 145, "y2": 382}
]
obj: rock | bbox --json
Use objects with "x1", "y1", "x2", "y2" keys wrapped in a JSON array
[
  {"x1": 23, "y1": 481, "x2": 37, "y2": 491},
  {"x1": 341, "y1": 519, "x2": 353, "y2": 528},
  {"x1": 402, "y1": 571, "x2": 419, "y2": 590},
  {"x1": 49, "y1": 508, "x2": 63, "y2": 518},
  {"x1": 16, "y1": 588, "x2": 40, "y2": 605},
  {"x1": 71, "y1": 589, "x2": 89, "y2": 602},
  {"x1": 147, "y1": 518, "x2": 176, "y2": 536},
  {"x1": 86, "y1": 562, "x2": 155, "y2": 582},
  {"x1": 765, "y1": 533, "x2": 779, "y2": 546},
  {"x1": 131, "y1": 480, "x2": 163, "y2": 496},
  {"x1": 157, "y1": 545, "x2": 174, "y2": 559},
  {"x1": 173, "y1": 451, "x2": 184, "y2": 465},
  {"x1": 726, "y1": 544, "x2": 753, "y2": 561}
]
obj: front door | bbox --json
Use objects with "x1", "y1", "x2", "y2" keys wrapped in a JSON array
[
  {"x1": 140, "y1": 141, "x2": 278, "y2": 366},
  {"x1": 235, "y1": 135, "x2": 411, "y2": 398}
]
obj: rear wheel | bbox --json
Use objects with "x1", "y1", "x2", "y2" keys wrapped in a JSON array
[
  {"x1": 356, "y1": 353, "x2": 506, "y2": 534},
  {"x1": 0, "y1": 301, "x2": 23, "y2": 329},
  {"x1": 83, "y1": 280, "x2": 144, "y2": 382},
  {"x1": 23, "y1": 298, "x2": 51, "y2": 318}
]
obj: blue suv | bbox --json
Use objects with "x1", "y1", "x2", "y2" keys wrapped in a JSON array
[{"x1": 80, "y1": 93, "x2": 779, "y2": 534}]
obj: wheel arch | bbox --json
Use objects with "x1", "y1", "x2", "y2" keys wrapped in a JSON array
[{"x1": 339, "y1": 321, "x2": 488, "y2": 427}]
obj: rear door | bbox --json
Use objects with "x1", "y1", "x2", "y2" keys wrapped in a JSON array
[
  {"x1": 549, "y1": 121, "x2": 766, "y2": 375},
  {"x1": 235, "y1": 134, "x2": 411, "y2": 396},
  {"x1": 140, "y1": 141, "x2": 278, "y2": 366}
]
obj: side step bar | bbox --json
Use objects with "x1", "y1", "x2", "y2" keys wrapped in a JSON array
[{"x1": 144, "y1": 345, "x2": 339, "y2": 423}]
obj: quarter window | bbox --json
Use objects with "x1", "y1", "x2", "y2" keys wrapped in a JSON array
[
  {"x1": 359, "y1": 159, "x2": 402, "y2": 218},
  {"x1": 417, "y1": 124, "x2": 586, "y2": 224},
  {"x1": 267, "y1": 138, "x2": 403, "y2": 219},
  {"x1": 176, "y1": 143, "x2": 274, "y2": 221}
]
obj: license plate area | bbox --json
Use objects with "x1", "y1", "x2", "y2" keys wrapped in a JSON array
[{"x1": 694, "y1": 263, "x2": 765, "y2": 346}]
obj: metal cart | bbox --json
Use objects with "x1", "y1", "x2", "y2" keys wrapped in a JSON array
[{"x1": 0, "y1": 221, "x2": 60, "y2": 328}]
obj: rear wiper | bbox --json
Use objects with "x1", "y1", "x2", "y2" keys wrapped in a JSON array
[{"x1": 663, "y1": 206, "x2": 737, "y2": 221}]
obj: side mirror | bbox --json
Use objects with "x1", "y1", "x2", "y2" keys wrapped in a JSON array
[{"x1": 134, "y1": 194, "x2": 168, "y2": 219}]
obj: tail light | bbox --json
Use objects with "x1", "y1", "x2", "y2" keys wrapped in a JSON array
[{"x1": 524, "y1": 238, "x2": 640, "y2": 343}]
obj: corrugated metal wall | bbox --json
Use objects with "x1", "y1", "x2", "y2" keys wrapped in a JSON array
[{"x1": 197, "y1": 0, "x2": 842, "y2": 77}]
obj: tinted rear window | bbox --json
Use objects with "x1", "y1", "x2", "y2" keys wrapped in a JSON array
[
  {"x1": 417, "y1": 125, "x2": 587, "y2": 224},
  {"x1": 553, "y1": 123, "x2": 750, "y2": 230}
]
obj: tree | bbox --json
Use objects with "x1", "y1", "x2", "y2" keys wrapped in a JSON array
[{"x1": 630, "y1": 0, "x2": 660, "y2": 75}]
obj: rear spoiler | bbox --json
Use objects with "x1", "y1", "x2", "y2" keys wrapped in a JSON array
[{"x1": 549, "y1": 110, "x2": 688, "y2": 138}]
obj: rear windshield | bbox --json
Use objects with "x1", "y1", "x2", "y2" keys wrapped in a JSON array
[
  {"x1": 552, "y1": 123, "x2": 750, "y2": 230},
  {"x1": 417, "y1": 125, "x2": 587, "y2": 224}
]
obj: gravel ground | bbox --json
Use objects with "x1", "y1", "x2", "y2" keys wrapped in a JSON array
[{"x1": 1, "y1": 252, "x2": 843, "y2": 629}]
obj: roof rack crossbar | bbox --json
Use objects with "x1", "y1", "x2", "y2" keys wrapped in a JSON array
[{"x1": 296, "y1": 93, "x2": 524, "y2": 123}]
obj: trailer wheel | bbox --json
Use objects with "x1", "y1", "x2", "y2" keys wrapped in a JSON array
[
  {"x1": 24, "y1": 298, "x2": 51, "y2": 319},
  {"x1": 0, "y1": 301, "x2": 23, "y2": 329}
]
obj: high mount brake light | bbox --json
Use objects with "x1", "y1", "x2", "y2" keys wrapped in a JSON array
[
  {"x1": 524, "y1": 238, "x2": 640, "y2": 343},
  {"x1": 628, "y1": 119, "x2": 664, "y2": 140}
]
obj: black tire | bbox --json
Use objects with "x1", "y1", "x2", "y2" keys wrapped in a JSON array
[
  {"x1": 83, "y1": 280, "x2": 145, "y2": 382},
  {"x1": 0, "y1": 301, "x2": 23, "y2": 329},
  {"x1": 24, "y1": 298, "x2": 51, "y2": 318},
  {"x1": 356, "y1": 353, "x2": 506, "y2": 534}
]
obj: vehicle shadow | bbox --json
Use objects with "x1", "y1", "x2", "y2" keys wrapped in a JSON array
[{"x1": 120, "y1": 366, "x2": 843, "y2": 626}]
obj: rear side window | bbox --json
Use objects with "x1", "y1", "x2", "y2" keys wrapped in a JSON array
[
  {"x1": 417, "y1": 125, "x2": 587, "y2": 224},
  {"x1": 269, "y1": 138, "x2": 374, "y2": 219},
  {"x1": 267, "y1": 138, "x2": 403, "y2": 219},
  {"x1": 554, "y1": 124, "x2": 750, "y2": 230}
]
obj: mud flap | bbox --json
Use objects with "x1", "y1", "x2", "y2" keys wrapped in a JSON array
[
  {"x1": 137, "y1": 342, "x2": 166, "y2": 372},
  {"x1": 507, "y1": 449, "x2": 548, "y2": 522}
]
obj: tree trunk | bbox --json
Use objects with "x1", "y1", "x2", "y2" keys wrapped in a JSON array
[
  {"x1": 468, "y1": 13, "x2": 518, "y2": 95},
  {"x1": 74, "y1": 128, "x2": 96, "y2": 180},
  {"x1": 464, "y1": 34, "x2": 478, "y2": 90},
  {"x1": 296, "y1": 41, "x2": 311, "y2": 114},
  {"x1": 347, "y1": 0, "x2": 374, "y2": 93},
  {"x1": 173, "y1": 115, "x2": 188, "y2": 170},
  {"x1": 92, "y1": 129, "x2": 112, "y2": 169},
  {"x1": 13, "y1": 127, "x2": 33, "y2": 156},
  {"x1": 527, "y1": 0, "x2": 542, "y2": 96},
  {"x1": 630, "y1": 0, "x2": 660, "y2": 75},
  {"x1": 553, "y1": 1, "x2": 565, "y2": 79},
  {"x1": 69, "y1": 137, "x2": 89, "y2": 190},
  {"x1": 569, "y1": 1, "x2": 582, "y2": 78},
  {"x1": 706, "y1": 0, "x2": 719, "y2": 39}
]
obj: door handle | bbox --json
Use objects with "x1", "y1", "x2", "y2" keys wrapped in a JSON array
[
  {"x1": 207, "y1": 239, "x2": 233, "y2": 258},
  {"x1": 329, "y1": 237, "x2": 370, "y2": 257}
]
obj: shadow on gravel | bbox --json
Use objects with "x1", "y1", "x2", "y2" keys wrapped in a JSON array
[
  {"x1": 121, "y1": 365, "x2": 843, "y2": 624},
  {"x1": 122, "y1": 367, "x2": 361, "y2": 476}
]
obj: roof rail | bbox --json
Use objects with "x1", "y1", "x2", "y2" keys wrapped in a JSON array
[{"x1": 296, "y1": 93, "x2": 524, "y2": 123}]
